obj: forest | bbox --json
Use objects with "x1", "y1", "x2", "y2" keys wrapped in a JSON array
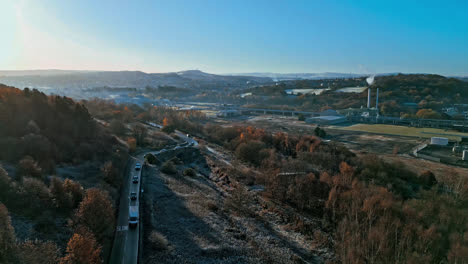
[{"x1": 0, "y1": 84, "x2": 128, "y2": 263}]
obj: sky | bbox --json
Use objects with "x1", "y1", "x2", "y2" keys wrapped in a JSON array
[{"x1": 1, "y1": 0, "x2": 467, "y2": 75}]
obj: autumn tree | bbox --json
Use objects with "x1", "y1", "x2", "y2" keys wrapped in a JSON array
[
  {"x1": 74, "y1": 188, "x2": 115, "y2": 243},
  {"x1": 62, "y1": 179, "x2": 84, "y2": 208},
  {"x1": 127, "y1": 137, "x2": 137, "y2": 152},
  {"x1": 132, "y1": 124, "x2": 147, "y2": 146},
  {"x1": 0, "y1": 166, "x2": 13, "y2": 204},
  {"x1": 60, "y1": 231, "x2": 101, "y2": 264},
  {"x1": 101, "y1": 161, "x2": 120, "y2": 187},
  {"x1": 416, "y1": 108, "x2": 441, "y2": 119},
  {"x1": 0, "y1": 203, "x2": 17, "y2": 263},
  {"x1": 21, "y1": 177, "x2": 52, "y2": 213},
  {"x1": 50, "y1": 177, "x2": 73, "y2": 210},
  {"x1": 18, "y1": 240, "x2": 60, "y2": 264}
]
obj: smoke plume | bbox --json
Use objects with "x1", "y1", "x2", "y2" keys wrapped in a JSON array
[{"x1": 366, "y1": 75, "x2": 375, "y2": 86}]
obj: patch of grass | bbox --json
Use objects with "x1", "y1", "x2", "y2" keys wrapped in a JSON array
[{"x1": 336, "y1": 124, "x2": 468, "y2": 141}]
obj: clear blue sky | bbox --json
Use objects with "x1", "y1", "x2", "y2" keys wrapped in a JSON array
[{"x1": 1, "y1": 0, "x2": 467, "y2": 75}]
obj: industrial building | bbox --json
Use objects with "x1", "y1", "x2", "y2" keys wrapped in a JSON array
[
  {"x1": 305, "y1": 115, "x2": 347, "y2": 125},
  {"x1": 216, "y1": 109, "x2": 240, "y2": 118},
  {"x1": 430, "y1": 137, "x2": 449, "y2": 146}
]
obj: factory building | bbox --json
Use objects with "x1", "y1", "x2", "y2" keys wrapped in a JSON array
[
  {"x1": 430, "y1": 137, "x2": 449, "y2": 146},
  {"x1": 305, "y1": 115, "x2": 347, "y2": 125},
  {"x1": 216, "y1": 109, "x2": 240, "y2": 118}
]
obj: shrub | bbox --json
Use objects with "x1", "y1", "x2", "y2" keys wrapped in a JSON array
[
  {"x1": 148, "y1": 231, "x2": 168, "y2": 250},
  {"x1": 224, "y1": 183, "x2": 253, "y2": 217},
  {"x1": 145, "y1": 153, "x2": 160, "y2": 165},
  {"x1": 160, "y1": 161, "x2": 177, "y2": 174},
  {"x1": 235, "y1": 141, "x2": 268, "y2": 166},
  {"x1": 314, "y1": 126, "x2": 326, "y2": 138},
  {"x1": 298, "y1": 113, "x2": 305, "y2": 121},
  {"x1": 161, "y1": 125, "x2": 175, "y2": 134},
  {"x1": 183, "y1": 168, "x2": 196, "y2": 177}
]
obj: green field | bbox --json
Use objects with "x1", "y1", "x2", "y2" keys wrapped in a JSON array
[{"x1": 334, "y1": 124, "x2": 468, "y2": 141}]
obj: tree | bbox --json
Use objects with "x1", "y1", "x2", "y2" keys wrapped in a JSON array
[
  {"x1": 235, "y1": 141, "x2": 268, "y2": 166},
  {"x1": 74, "y1": 188, "x2": 114, "y2": 243},
  {"x1": 50, "y1": 177, "x2": 73, "y2": 210},
  {"x1": 21, "y1": 177, "x2": 52, "y2": 213},
  {"x1": 416, "y1": 109, "x2": 441, "y2": 119},
  {"x1": 109, "y1": 119, "x2": 126, "y2": 135},
  {"x1": 18, "y1": 240, "x2": 60, "y2": 264},
  {"x1": 0, "y1": 166, "x2": 13, "y2": 204},
  {"x1": 297, "y1": 114, "x2": 305, "y2": 121},
  {"x1": 161, "y1": 125, "x2": 175, "y2": 134},
  {"x1": 314, "y1": 126, "x2": 326, "y2": 138},
  {"x1": 17, "y1": 156, "x2": 42, "y2": 180},
  {"x1": 132, "y1": 124, "x2": 147, "y2": 146},
  {"x1": 0, "y1": 203, "x2": 16, "y2": 263},
  {"x1": 60, "y1": 231, "x2": 101, "y2": 264},
  {"x1": 101, "y1": 161, "x2": 120, "y2": 187},
  {"x1": 419, "y1": 170, "x2": 437, "y2": 190},
  {"x1": 127, "y1": 137, "x2": 137, "y2": 152},
  {"x1": 63, "y1": 179, "x2": 84, "y2": 208}
]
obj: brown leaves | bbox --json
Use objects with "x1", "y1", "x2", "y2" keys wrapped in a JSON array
[{"x1": 60, "y1": 231, "x2": 102, "y2": 264}]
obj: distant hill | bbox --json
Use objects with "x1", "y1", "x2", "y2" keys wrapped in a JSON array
[
  {"x1": 0, "y1": 70, "x2": 273, "y2": 91},
  {"x1": 228, "y1": 72, "x2": 398, "y2": 81}
]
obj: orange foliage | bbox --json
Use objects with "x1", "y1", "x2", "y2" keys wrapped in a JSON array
[{"x1": 60, "y1": 231, "x2": 101, "y2": 264}]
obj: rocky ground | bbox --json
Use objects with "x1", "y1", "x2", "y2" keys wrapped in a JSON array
[{"x1": 141, "y1": 147, "x2": 327, "y2": 264}]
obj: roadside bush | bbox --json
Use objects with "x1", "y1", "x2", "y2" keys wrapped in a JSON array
[
  {"x1": 224, "y1": 183, "x2": 253, "y2": 217},
  {"x1": 145, "y1": 153, "x2": 160, "y2": 165},
  {"x1": 183, "y1": 168, "x2": 196, "y2": 177},
  {"x1": 160, "y1": 161, "x2": 177, "y2": 174},
  {"x1": 148, "y1": 231, "x2": 168, "y2": 251},
  {"x1": 161, "y1": 125, "x2": 175, "y2": 134}
]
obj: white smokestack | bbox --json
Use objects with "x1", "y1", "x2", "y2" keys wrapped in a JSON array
[
  {"x1": 367, "y1": 88, "x2": 371, "y2": 108},
  {"x1": 376, "y1": 87, "x2": 379, "y2": 109}
]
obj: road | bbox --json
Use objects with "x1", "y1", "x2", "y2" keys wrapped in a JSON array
[
  {"x1": 109, "y1": 123, "x2": 197, "y2": 264},
  {"x1": 109, "y1": 154, "x2": 144, "y2": 264}
]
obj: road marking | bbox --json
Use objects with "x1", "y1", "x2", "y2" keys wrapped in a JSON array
[{"x1": 117, "y1": 226, "x2": 128, "y2": 232}]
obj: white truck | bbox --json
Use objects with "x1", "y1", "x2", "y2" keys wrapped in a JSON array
[{"x1": 128, "y1": 205, "x2": 139, "y2": 228}]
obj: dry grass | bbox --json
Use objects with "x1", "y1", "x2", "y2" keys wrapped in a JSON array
[
  {"x1": 334, "y1": 124, "x2": 468, "y2": 141},
  {"x1": 148, "y1": 231, "x2": 169, "y2": 251}
]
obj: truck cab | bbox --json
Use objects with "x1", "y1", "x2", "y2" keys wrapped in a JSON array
[{"x1": 128, "y1": 206, "x2": 138, "y2": 228}]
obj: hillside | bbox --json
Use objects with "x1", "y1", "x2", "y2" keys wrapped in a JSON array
[
  {"x1": 237, "y1": 74, "x2": 468, "y2": 116},
  {"x1": 0, "y1": 84, "x2": 128, "y2": 263}
]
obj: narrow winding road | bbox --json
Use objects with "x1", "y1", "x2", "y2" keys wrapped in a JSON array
[{"x1": 109, "y1": 124, "x2": 197, "y2": 264}]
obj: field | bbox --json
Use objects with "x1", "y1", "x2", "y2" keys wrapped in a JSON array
[{"x1": 333, "y1": 124, "x2": 468, "y2": 141}]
